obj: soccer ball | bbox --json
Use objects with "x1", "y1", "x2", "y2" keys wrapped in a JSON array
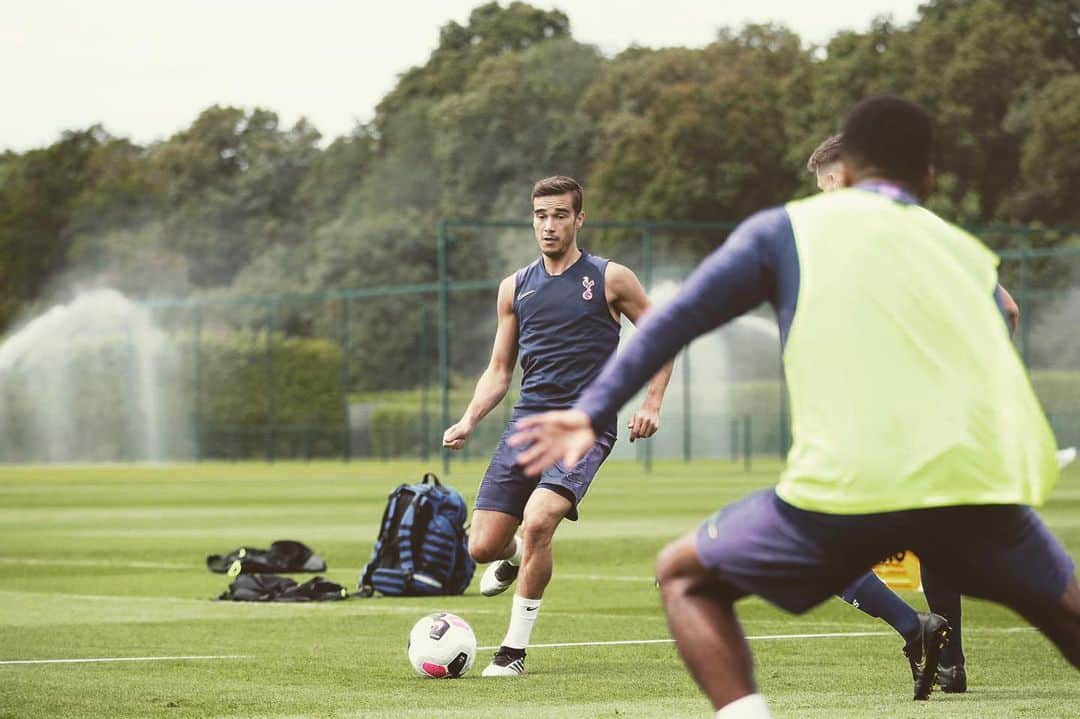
[{"x1": 407, "y1": 612, "x2": 477, "y2": 678}]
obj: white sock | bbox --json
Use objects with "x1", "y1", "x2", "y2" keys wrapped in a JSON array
[
  {"x1": 501, "y1": 594, "x2": 542, "y2": 649},
  {"x1": 715, "y1": 694, "x2": 771, "y2": 719},
  {"x1": 507, "y1": 535, "x2": 523, "y2": 565}
]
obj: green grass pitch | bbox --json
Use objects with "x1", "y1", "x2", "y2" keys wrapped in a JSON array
[{"x1": 1, "y1": 459, "x2": 1077, "y2": 718}]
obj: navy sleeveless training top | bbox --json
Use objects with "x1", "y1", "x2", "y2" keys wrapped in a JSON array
[{"x1": 513, "y1": 251, "x2": 620, "y2": 436}]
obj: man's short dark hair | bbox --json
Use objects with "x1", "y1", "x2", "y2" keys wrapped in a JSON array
[
  {"x1": 532, "y1": 176, "x2": 583, "y2": 214},
  {"x1": 807, "y1": 134, "x2": 844, "y2": 173},
  {"x1": 840, "y1": 94, "x2": 934, "y2": 187}
]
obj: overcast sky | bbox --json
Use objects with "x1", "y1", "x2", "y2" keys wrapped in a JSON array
[{"x1": 1, "y1": 0, "x2": 923, "y2": 152}]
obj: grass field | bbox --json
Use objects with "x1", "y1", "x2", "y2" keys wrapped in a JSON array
[{"x1": 1, "y1": 459, "x2": 1078, "y2": 718}]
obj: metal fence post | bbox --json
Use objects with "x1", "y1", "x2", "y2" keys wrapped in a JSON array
[
  {"x1": 641, "y1": 225, "x2": 653, "y2": 474},
  {"x1": 340, "y1": 295, "x2": 351, "y2": 461},
  {"x1": 419, "y1": 308, "x2": 430, "y2": 462},
  {"x1": 193, "y1": 303, "x2": 203, "y2": 461},
  {"x1": 730, "y1": 416, "x2": 738, "y2": 463},
  {"x1": 1019, "y1": 235, "x2": 1031, "y2": 367},
  {"x1": 266, "y1": 301, "x2": 277, "y2": 463},
  {"x1": 438, "y1": 221, "x2": 451, "y2": 474},
  {"x1": 743, "y1": 414, "x2": 752, "y2": 473}
]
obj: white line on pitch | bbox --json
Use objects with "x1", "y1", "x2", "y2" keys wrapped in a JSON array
[
  {"x1": 0, "y1": 557, "x2": 190, "y2": 570},
  {"x1": 0, "y1": 560, "x2": 653, "y2": 580},
  {"x1": 0, "y1": 589, "x2": 209, "y2": 604},
  {"x1": 0, "y1": 655, "x2": 248, "y2": 666},
  {"x1": 478, "y1": 630, "x2": 894, "y2": 651},
  {"x1": 477, "y1": 626, "x2": 1037, "y2": 652},
  {"x1": 559, "y1": 573, "x2": 654, "y2": 583}
]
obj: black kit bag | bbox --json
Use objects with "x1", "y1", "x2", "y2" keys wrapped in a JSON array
[
  {"x1": 206, "y1": 540, "x2": 327, "y2": 576},
  {"x1": 217, "y1": 574, "x2": 348, "y2": 602}
]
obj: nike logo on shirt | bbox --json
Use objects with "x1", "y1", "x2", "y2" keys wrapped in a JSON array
[{"x1": 517, "y1": 289, "x2": 537, "y2": 301}]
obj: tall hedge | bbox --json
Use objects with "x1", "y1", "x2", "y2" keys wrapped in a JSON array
[{"x1": 195, "y1": 331, "x2": 344, "y2": 458}]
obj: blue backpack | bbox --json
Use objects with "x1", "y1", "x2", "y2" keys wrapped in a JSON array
[{"x1": 358, "y1": 473, "x2": 476, "y2": 597}]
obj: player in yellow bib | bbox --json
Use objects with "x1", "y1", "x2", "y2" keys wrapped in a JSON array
[
  {"x1": 510, "y1": 96, "x2": 1079, "y2": 718},
  {"x1": 805, "y1": 132, "x2": 1013, "y2": 694}
]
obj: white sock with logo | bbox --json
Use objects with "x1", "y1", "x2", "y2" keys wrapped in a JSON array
[
  {"x1": 501, "y1": 594, "x2": 542, "y2": 649},
  {"x1": 715, "y1": 694, "x2": 771, "y2": 719}
]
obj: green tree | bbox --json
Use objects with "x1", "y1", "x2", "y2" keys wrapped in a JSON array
[
  {"x1": 907, "y1": 0, "x2": 1061, "y2": 220},
  {"x1": 307, "y1": 209, "x2": 437, "y2": 390},
  {"x1": 375, "y1": 1, "x2": 570, "y2": 129},
  {"x1": 798, "y1": 18, "x2": 914, "y2": 177},
  {"x1": 342, "y1": 99, "x2": 441, "y2": 217},
  {"x1": 0, "y1": 127, "x2": 119, "y2": 329},
  {"x1": 150, "y1": 106, "x2": 321, "y2": 287},
  {"x1": 1004, "y1": 74, "x2": 1080, "y2": 224},
  {"x1": 431, "y1": 38, "x2": 603, "y2": 218},
  {"x1": 586, "y1": 27, "x2": 807, "y2": 240},
  {"x1": 6, "y1": 0, "x2": 1079, "y2": 355},
  {"x1": 294, "y1": 128, "x2": 374, "y2": 232}
]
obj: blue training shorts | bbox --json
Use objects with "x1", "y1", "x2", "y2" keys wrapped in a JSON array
[
  {"x1": 474, "y1": 415, "x2": 614, "y2": 522},
  {"x1": 695, "y1": 488, "x2": 1075, "y2": 615}
]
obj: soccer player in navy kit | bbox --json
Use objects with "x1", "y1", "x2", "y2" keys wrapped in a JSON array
[
  {"x1": 511, "y1": 97, "x2": 1079, "y2": 717},
  {"x1": 442, "y1": 175, "x2": 674, "y2": 677}
]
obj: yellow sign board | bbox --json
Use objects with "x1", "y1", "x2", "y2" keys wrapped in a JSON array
[{"x1": 872, "y1": 550, "x2": 922, "y2": 591}]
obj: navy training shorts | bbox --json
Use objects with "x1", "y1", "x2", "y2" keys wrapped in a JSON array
[
  {"x1": 474, "y1": 416, "x2": 614, "y2": 522},
  {"x1": 695, "y1": 488, "x2": 1075, "y2": 615}
]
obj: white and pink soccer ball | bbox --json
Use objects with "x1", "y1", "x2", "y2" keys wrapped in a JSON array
[{"x1": 407, "y1": 612, "x2": 477, "y2": 678}]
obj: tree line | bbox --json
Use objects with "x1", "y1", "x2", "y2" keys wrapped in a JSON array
[{"x1": 1, "y1": 0, "x2": 1078, "y2": 336}]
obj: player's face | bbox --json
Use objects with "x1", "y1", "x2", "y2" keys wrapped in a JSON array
[
  {"x1": 532, "y1": 193, "x2": 584, "y2": 259},
  {"x1": 816, "y1": 161, "x2": 844, "y2": 192}
]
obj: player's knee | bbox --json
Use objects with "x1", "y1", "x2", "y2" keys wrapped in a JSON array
[
  {"x1": 520, "y1": 512, "x2": 559, "y2": 549},
  {"x1": 468, "y1": 533, "x2": 510, "y2": 564},
  {"x1": 655, "y1": 536, "x2": 703, "y2": 588},
  {"x1": 654, "y1": 545, "x2": 682, "y2": 588},
  {"x1": 468, "y1": 543, "x2": 495, "y2": 564}
]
